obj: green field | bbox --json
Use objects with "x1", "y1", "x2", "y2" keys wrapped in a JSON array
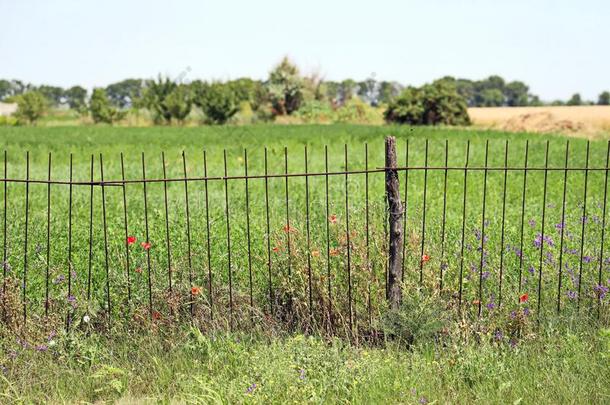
[
  {"x1": 1, "y1": 125, "x2": 609, "y2": 333},
  {"x1": 1, "y1": 124, "x2": 610, "y2": 403}
]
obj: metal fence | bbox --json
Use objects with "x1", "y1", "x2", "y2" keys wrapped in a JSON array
[{"x1": 1, "y1": 138, "x2": 610, "y2": 335}]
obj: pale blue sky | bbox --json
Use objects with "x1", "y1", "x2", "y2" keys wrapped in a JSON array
[{"x1": 1, "y1": 0, "x2": 608, "y2": 101}]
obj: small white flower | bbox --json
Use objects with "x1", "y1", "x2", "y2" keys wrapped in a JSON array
[
  {"x1": 83, "y1": 315, "x2": 90, "y2": 323},
  {"x1": 48, "y1": 339, "x2": 56, "y2": 347}
]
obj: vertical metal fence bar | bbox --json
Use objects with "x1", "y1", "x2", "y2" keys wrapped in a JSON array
[
  {"x1": 66, "y1": 154, "x2": 73, "y2": 329},
  {"x1": 182, "y1": 151, "x2": 194, "y2": 317},
  {"x1": 244, "y1": 149, "x2": 254, "y2": 323},
  {"x1": 458, "y1": 141, "x2": 470, "y2": 312},
  {"x1": 419, "y1": 139, "x2": 429, "y2": 285},
  {"x1": 100, "y1": 154, "x2": 111, "y2": 319},
  {"x1": 518, "y1": 141, "x2": 530, "y2": 296},
  {"x1": 324, "y1": 145, "x2": 332, "y2": 330},
  {"x1": 2, "y1": 150, "x2": 6, "y2": 296},
  {"x1": 120, "y1": 153, "x2": 131, "y2": 303},
  {"x1": 141, "y1": 153, "x2": 153, "y2": 318},
  {"x1": 365, "y1": 143, "x2": 372, "y2": 328},
  {"x1": 45, "y1": 153, "x2": 51, "y2": 316},
  {"x1": 344, "y1": 144, "x2": 353, "y2": 335},
  {"x1": 22, "y1": 151, "x2": 29, "y2": 323},
  {"x1": 284, "y1": 147, "x2": 292, "y2": 279},
  {"x1": 87, "y1": 155, "x2": 94, "y2": 300},
  {"x1": 597, "y1": 141, "x2": 610, "y2": 318},
  {"x1": 577, "y1": 141, "x2": 590, "y2": 310},
  {"x1": 223, "y1": 150, "x2": 233, "y2": 330},
  {"x1": 440, "y1": 140, "x2": 448, "y2": 290},
  {"x1": 537, "y1": 141, "x2": 550, "y2": 316},
  {"x1": 161, "y1": 152, "x2": 172, "y2": 296},
  {"x1": 304, "y1": 146, "x2": 313, "y2": 323},
  {"x1": 264, "y1": 148, "x2": 273, "y2": 316},
  {"x1": 557, "y1": 141, "x2": 570, "y2": 314},
  {"x1": 401, "y1": 140, "x2": 409, "y2": 280},
  {"x1": 477, "y1": 140, "x2": 489, "y2": 316},
  {"x1": 203, "y1": 150, "x2": 213, "y2": 320},
  {"x1": 498, "y1": 141, "x2": 508, "y2": 307}
]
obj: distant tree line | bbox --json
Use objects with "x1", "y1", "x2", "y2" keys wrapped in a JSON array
[{"x1": 1, "y1": 58, "x2": 609, "y2": 126}]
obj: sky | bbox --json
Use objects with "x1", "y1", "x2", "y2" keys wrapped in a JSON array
[{"x1": 1, "y1": 0, "x2": 609, "y2": 101}]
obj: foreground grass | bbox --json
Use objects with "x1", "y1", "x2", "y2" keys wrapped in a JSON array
[{"x1": 1, "y1": 325, "x2": 609, "y2": 403}]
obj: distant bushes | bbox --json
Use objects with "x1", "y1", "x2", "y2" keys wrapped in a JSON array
[
  {"x1": 14, "y1": 91, "x2": 47, "y2": 124},
  {"x1": 90, "y1": 88, "x2": 126, "y2": 124},
  {"x1": 384, "y1": 81, "x2": 471, "y2": 126}
]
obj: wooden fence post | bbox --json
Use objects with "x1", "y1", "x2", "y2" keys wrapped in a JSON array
[{"x1": 385, "y1": 136, "x2": 403, "y2": 310}]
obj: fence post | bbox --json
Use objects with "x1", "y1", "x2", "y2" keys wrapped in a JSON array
[{"x1": 385, "y1": 136, "x2": 403, "y2": 310}]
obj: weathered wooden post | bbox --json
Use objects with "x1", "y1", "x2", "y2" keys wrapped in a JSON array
[{"x1": 385, "y1": 136, "x2": 403, "y2": 310}]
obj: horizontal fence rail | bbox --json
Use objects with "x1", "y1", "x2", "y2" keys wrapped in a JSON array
[{"x1": 1, "y1": 138, "x2": 610, "y2": 338}]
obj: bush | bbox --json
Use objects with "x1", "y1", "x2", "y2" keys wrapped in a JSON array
[
  {"x1": 384, "y1": 81, "x2": 471, "y2": 126},
  {"x1": 89, "y1": 88, "x2": 126, "y2": 124},
  {"x1": 0, "y1": 115, "x2": 18, "y2": 126},
  {"x1": 192, "y1": 82, "x2": 238, "y2": 124},
  {"x1": 15, "y1": 91, "x2": 47, "y2": 124},
  {"x1": 143, "y1": 76, "x2": 192, "y2": 125}
]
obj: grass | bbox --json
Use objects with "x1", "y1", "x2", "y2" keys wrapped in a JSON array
[
  {"x1": 1, "y1": 323, "x2": 609, "y2": 403},
  {"x1": 1, "y1": 124, "x2": 610, "y2": 402}
]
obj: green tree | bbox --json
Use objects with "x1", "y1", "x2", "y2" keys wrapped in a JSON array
[
  {"x1": 0, "y1": 80, "x2": 11, "y2": 100},
  {"x1": 598, "y1": 91, "x2": 610, "y2": 105},
  {"x1": 567, "y1": 93, "x2": 582, "y2": 106},
  {"x1": 480, "y1": 88, "x2": 505, "y2": 106},
  {"x1": 192, "y1": 82, "x2": 238, "y2": 124},
  {"x1": 64, "y1": 86, "x2": 88, "y2": 111},
  {"x1": 384, "y1": 81, "x2": 470, "y2": 126},
  {"x1": 266, "y1": 57, "x2": 304, "y2": 115},
  {"x1": 15, "y1": 91, "x2": 47, "y2": 124},
  {"x1": 37, "y1": 85, "x2": 65, "y2": 106},
  {"x1": 377, "y1": 81, "x2": 402, "y2": 105},
  {"x1": 504, "y1": 81, "x2": 529, "y2": 106},
  {"x1": 106, "y1": 79, "x2": 144, "y2": 108},
  {"x1": 143, "y1": 76, "x2": 178, "y2": 124},
  {"x1": 89, "y1": 88, "x2": 126, "y2": 124},
  {"x1": 163, "y1": 84, "x2": 192, "y2": 124}
]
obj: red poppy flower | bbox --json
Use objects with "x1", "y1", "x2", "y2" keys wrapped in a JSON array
[
  {"x1": 311, "y1": 250, "x2": 320, "y2": 258},
  {"x1": 141, "y1": 241, "x2": 151, "y2": 250},
  {"x1": 127, "y1": 236, "x2": 136, "y2": 245},
  {"x1": 283, "y1": 224, "x2": 294, "y2": 233},
  {"x1": 519, "y1": 293, "x2": 529, "y2": 303},
  {"x1": 152, "y1": 310, "x2": 161, "y2": 320},
  {"x1": 272, "y1": 246, "x2": 280, "y2": 253},
  {"x1": 329, "y1": 248, "x2": 340, "y2": 257},
  {"x1": 134, "y1": 267, "x2": 142, "y2": 274},
  {"x1": 421, "y1": 254, "x2": 430, "y2": 264},
  {"x1": 329, "y1": 214, "x2": 337, "y2": 224},
  {"x1": 191, "y1": 286, "x2": 202, "y2": 296},
  {"x1": 472, "y1": 299, "x2": 481, "y2": 305}
]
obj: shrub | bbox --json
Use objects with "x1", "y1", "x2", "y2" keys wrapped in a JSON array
[
  {"x1": 192, "y1": 82, "x2": 238, "y2": 124},
  {"x1": 384, "y1": 81, "x2": 471, "y2": 126},
  {"x1": 89, "y1": 88, "x2": 126, "y2": 124},
  {"x1": 14, "y1": 91, "x2": 47, "y2": 124},
  {"x1": 266, "y1": 57, "x2": 304, "y2": 116},
  {"x1": 163, "y1": 85, "x2": 192, "y2": 124},
  {"x1": 0, "y1": 115, "x2": 18, "y2": 126}
]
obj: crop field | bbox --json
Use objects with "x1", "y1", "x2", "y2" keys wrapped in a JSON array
[
  {"x1": 1, "y1": 124, "x2": 609, "y2": 336},
  {"x1": 469, "y1": 105, "x2": 610, "y2": 137}
]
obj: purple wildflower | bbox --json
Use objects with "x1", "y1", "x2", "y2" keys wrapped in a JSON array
[
  {"x1": 567, "y1": 290, "x2": 577, "y2": 300},
  {"x1": 299, "y1": 369, "x2": 306, "y2": 380},
  {"x1": 528, "y1": 265, "x2": 535, "y2": 275},
  {"x1": 246, "y1": 383, "x2": 257, "y2": 394},
  {"x1": 482, "y1": 271, "x2": 490, "y2": 280},
  {"x1": 53, "y1": 275, "x2": 65, "y2": 284},
  {"x1": 555, "y1": 222, "x2": 565, "y2": 232},
  {"x1": 35, "y1": 345, "x2": 48, "y2": 352},
  {"x1": 594, "y1": 284, "x2": 609, "y2": 300},
  {"x1": 523, "y1": 307, "x2": 530, "y2": 316},
  {"x1": 583, "y1": 256, "x2": 592, "y2": 264},
  {"x1": 510, "y1": 311, "x2": 517, "y2": 319},
  {"x1": 419, "y1": 397, "x2": 429, "y2": 404},
  {"x1": 528, "y1": 219, "x2": 536, "y2": 228},
  {"x1": 494, "y1": 330, "x2": 503, "y2": 341},
  {"x1": 486, "y1": 301, "x2": 496, "y2": 310}
]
